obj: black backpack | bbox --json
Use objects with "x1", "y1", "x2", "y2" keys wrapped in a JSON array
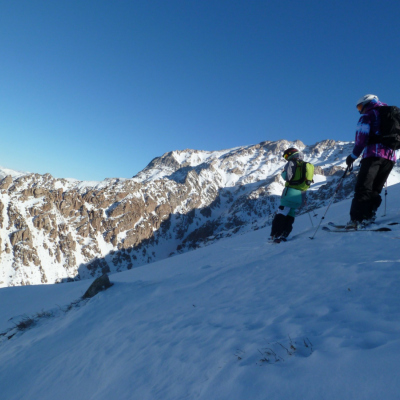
[{"x1": 369, "y1": 106, "x2": 400, "y2": 150}]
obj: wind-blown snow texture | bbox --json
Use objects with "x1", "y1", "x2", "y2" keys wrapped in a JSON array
[{"x1": 1, "y1": 181, "x2": 400, "y2": 399}]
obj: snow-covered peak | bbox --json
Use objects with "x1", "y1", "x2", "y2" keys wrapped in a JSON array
[
  {"x1": 132, "y1": 139, "x2": 353, "y2": 187},
  {"x1": 0, "y1": 166, "x2": 29, "y2": 180}
]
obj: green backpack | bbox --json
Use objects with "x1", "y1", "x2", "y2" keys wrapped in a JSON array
[{"x1": 285, "y1": 160, "x2": 314, "y2": 191}]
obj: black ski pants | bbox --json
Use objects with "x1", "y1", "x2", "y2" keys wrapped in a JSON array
[
  {"x1": 270, "y1": 207, "x2": 295, "y2": 238},
  {"x1": 350, "y1": 157, "x2": 394, "y2": 222}
]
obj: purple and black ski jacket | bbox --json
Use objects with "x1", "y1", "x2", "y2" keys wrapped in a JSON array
[{"x1": 350, "y1": 99, "x2": 397, "y2": 162}]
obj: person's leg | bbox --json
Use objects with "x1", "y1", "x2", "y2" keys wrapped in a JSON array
[
  {"x1": 272, "y1": 187, "x2": 303, "y2": 238},
  {"x1": 270, "y1": 206, "x2": 291, "y2": 238},
  {"x1": 281, "y1": 212, "x2": 295, "y2": 238},
  {"x1": 370, "y1": 159, "x2": 394, "y2": 216},
  {"x1": 350, "y1": 158, "x2": 381, "y2": 222}
]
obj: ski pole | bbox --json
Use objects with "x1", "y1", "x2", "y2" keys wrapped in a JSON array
[
  {"x1": 308, "y1": 211, "x2": 314, "y2": 227},
  {"x1": 383, "y1": 180, "x2": 388, "y2": 217},
  {"x1": 309, "y1": 165, "x2": 351, "y2": 240},
  {"x1": 304, "y1": 196, "x2": 314, "y2": 227}
]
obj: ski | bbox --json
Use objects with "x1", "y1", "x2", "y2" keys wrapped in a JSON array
[
  {"x1": 328, "y1": 222, "x2": 347, "y2": 229},
  {"x1": 327, "y1": 221, "x2": 398, "y2": 230},
  {"x1": 327, "y1": 221, "x2": 379, "y2": 229},
  {"x1": 322, "y1": 226, "x2": 391, "y2": 233}
]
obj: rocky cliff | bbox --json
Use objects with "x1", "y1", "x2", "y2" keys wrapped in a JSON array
[{"x1": 2, "y1": 139, "x2": 390, "y2": 287}]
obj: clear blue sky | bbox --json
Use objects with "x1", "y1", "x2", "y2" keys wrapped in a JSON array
[{"x1": 1, "y1": 0, "x2": 399, "y2": 181}]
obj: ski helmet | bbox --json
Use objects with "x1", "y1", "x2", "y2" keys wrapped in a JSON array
[
  {"x1": 283, "y1": 148, "x2": 299, "y2": 160},
  {"x1": 356, "y1": 94, "x2": 378, "y2": 107}
]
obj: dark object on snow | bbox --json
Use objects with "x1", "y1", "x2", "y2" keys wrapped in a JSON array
[{"x1": 83, "y1": 274, "x2": 113, "y2": 299}]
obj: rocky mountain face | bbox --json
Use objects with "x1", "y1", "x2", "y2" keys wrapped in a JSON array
[{"x1": 1, "y1": 139, "x2": 397, "y2": 287}]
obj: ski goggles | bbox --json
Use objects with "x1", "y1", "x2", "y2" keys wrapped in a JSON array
[{"x1": 283, "y1": 152, "x2": 298, "y2": 160}]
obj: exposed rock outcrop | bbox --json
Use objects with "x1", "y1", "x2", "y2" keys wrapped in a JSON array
[{"x1": 0, "y1": 139, "x2": 375, "y2": 287}]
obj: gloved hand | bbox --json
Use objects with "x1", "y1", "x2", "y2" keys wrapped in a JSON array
[{"x1": 346, "y1": 155, "x2": 355, "y2": 167}]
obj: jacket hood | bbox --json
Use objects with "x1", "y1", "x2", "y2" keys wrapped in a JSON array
[{"x1": 362, "y1": 99, "x2": 387, "y2": 113}]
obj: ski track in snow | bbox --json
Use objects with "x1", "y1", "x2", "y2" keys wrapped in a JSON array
[{"x1": 1, "y1": 175, "x2": 400, "y2": 399}]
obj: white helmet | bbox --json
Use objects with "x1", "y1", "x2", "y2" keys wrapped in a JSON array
[{"x1": 356, "y1": 94, "x2": 378, "y2": 107}]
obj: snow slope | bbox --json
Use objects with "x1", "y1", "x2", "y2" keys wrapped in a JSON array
[{"x1": 1, "y1": 183, "x2": 400, "y2": 399}]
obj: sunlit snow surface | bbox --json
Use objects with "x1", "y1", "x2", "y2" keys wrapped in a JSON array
[{"x1": 1, "y1": 182, "x2": 400, "y2": 399}]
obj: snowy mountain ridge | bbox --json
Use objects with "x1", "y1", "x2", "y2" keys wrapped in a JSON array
[
  {"x1": 133, "y1": 139, "x2": 344, "y2": 184},
  {"x1": 0, "y1": 139, "x2": 399, "y2": 287}
]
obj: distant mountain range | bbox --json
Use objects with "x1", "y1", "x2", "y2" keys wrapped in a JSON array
[{"x1": 1, "y1": 139, "x2": 399, "y2": 287}]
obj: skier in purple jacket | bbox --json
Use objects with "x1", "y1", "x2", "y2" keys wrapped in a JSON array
[{"x1": 345, "y1": 94, "x2": 396, "y2": 228}]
